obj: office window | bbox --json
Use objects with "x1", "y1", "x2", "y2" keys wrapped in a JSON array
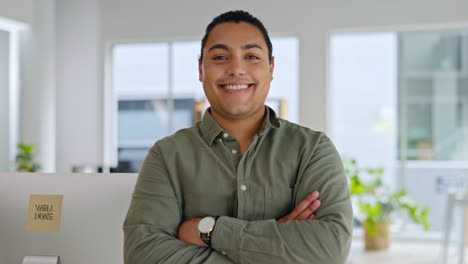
[
  {"x1": 330, "y1": 31, "x2": 468, "y2": 164},
  {"x1": 329, "y1": 33, "x2": 398, "y2": 171},
  {"x1": 329, "y1": 29, "x2": 468, "y2": 231},
  {"x1": 111, "y1": 37, "x2": 299, "y2": 172},
  {"x1": 399, "y1": 31, "x2": 468, "y2": 161}
]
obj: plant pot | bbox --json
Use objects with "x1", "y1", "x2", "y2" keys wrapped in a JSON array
[{"x1": 364, "y1": 221, "x2": 390, "y2": 250}]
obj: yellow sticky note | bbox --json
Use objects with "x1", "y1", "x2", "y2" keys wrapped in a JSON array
[{"x1": 26, "y1": 194, "x2": 64, "y2": 232}]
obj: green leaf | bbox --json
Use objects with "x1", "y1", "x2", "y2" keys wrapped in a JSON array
[
  {"x1": 344, "y1": 157, "x2": 431, "y2": 231},
  {"x1": 15, "y1": 142, "x2": 40, "y2": 172}
]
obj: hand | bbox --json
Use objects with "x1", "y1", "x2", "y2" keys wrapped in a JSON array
[
  {"x1": 277, "y1": 191, "x2": 321, "y2": 223},
  {"x1": 177, "y1": 218, "x2": 208, "y2": 247}
]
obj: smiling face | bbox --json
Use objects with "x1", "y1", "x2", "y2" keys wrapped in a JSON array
[{"x1": 199, "y1": 22, "x2": 274, "y2": 121}]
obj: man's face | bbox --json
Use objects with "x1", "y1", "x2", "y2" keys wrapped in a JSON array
[{"x1": 199, "y1": 22, "x2": 274, "y2": 120}]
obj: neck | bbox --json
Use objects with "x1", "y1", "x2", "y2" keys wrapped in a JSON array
[{"x1": 211, "y1": 107, "x2": 266, "y2": 154}]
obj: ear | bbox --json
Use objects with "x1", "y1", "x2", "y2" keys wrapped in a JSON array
[
  {"x1": 198, "y1": 59, "x2": 203, "y2": 82},
  {"x1": 269, "y1": 56, "x2": 275, "y2": 80}
]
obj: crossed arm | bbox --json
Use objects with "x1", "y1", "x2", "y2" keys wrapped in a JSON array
[
  {"x1": 178, "y1": 191, "x2": 322, "y2": 247},
  {"x1": 123, "y1": 135, "x2": 353, "y2": 264}
]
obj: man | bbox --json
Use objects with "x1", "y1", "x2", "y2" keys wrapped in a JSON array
[{"x1": 123, "y1": 10, "x2": 352, "y2": 264}]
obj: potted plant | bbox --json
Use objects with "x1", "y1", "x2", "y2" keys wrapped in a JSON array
[
  {"x1": 343, "y1": 158, "x2": 430, "y2": 250},
  {"x1": 16, "y1": 143, "x2": 41, "y2": 172}
]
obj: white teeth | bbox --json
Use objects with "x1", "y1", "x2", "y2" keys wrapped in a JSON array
[{"x1": 223, "y1": 84, "x2": 250, "y2": 90}]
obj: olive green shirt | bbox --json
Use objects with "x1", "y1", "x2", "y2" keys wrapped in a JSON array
[{"x1": 123, "y1": 107, "x2": 353, "y2": 264}]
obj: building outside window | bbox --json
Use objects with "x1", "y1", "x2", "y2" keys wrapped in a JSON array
[{"x1": 399, "y1": 31, "x2": 468, "y2": 161}]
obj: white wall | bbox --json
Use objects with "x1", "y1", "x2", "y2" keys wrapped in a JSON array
[
  {"x1": 56, "y1": 0, "x2": 101, "y2": 172},
  {"x1": 50, "y1": 0, "x2": 468, "y2": 171},
  {"x1": 20, "y1": 0, "x2": 56, "y2": 172},
  {"x1": 0, "y1": 0, "x2": 34, "y2": 24},
  {"x1": 0, "y1": 30, "x2": 9, "y2": 171}
]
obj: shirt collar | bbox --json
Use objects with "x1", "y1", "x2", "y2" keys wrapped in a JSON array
[
  {"x1": 199, "y1": 108, "x2": 225, "y2": 146},
  {"x1": 199, "y1": 106, "x2": 281, "y2": 146}
]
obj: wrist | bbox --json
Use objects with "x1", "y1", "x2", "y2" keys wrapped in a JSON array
[{"x1": 198, "y1": 216, "x2": 219, "y2": 247}]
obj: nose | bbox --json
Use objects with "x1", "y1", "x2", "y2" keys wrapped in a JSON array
[{"x1": 226, "y1": 57, "x2": 246, "y2": 76}]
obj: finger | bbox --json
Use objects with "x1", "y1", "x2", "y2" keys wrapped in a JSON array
[
  {"x1": 290, "y1": 192, "x2": 320, "y2": 218},
  {"x1": 294, "y1": 210, "x2": 313, "y2": 221},
  {"x1": 309, "y1": 214, "x2": 315, "y2": 220},
  {"x1": 303, "y1": 191, "x2": 320, "y2": 204},
  {"x1": 287, "y1": 193, "x2": 316, "y2": 220},
  {"x1": 277, "y1": 191, "x2": 320, "y2": 223},
  {"x1": 309, "y1": 191, "x2": 320, "y2": 201},
  {"x1": 294, "y1": 200, "x2": 321, "y2": 220},
  {"x1": 309, "y1": 199, "x2": 321, "y2": 214}
]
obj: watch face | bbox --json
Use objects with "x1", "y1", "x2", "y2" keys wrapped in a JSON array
[{"x1": 198, "y1": 217, "x2": 215, "y2": 233}]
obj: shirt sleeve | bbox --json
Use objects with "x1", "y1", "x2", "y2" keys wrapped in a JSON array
[
  {"x1": 123, "y1": 144, "x2": 234, "y2": 264},
  {"x1": 211, "y1": 134, "x2": 353, "y2": 264}
]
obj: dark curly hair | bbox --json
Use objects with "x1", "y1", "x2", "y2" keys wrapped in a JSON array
[{"x1": 199, "y1": 10, "x2": 273, "y2": 63}]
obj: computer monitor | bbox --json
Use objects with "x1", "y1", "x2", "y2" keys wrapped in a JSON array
[{"x1": 0, "y1": 173, "x2": 137, "y2": 264}]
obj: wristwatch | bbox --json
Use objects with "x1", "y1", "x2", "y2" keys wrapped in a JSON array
[{"x1": 198, "y1": 216, "x2": 218, "y2": 247}]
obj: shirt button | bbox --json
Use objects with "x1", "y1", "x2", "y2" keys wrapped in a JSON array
[
  {"x1": 223, "y1": 133, "x2": 229, "y2": 138},
  {"x1": 240, "y1": 185, "x2": 247, "y2": 191},
  {"x1": 222, "y1": 251, "x2": 226, "y2": 255},
  {"x1": 231, "y1": 149, "x2": 237, "y2": 154},
  {"x1": 218, "y1": 138, "x2": 222, "y2": 142}
]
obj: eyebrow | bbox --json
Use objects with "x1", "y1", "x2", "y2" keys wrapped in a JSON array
[
  {"x1": 241, "y1": 44, "x2": 263, "y2": 51},
  {"x1": 207, "y1": 43, "x2": 264, "y2": 53}
]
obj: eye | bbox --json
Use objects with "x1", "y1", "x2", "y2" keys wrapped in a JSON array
[
  {"x1": 247, "y1": 55, "x2": 260, "y2": 60},
  {"x1": 213, "y1": 55, "x2": 228, "y2": 60}
]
